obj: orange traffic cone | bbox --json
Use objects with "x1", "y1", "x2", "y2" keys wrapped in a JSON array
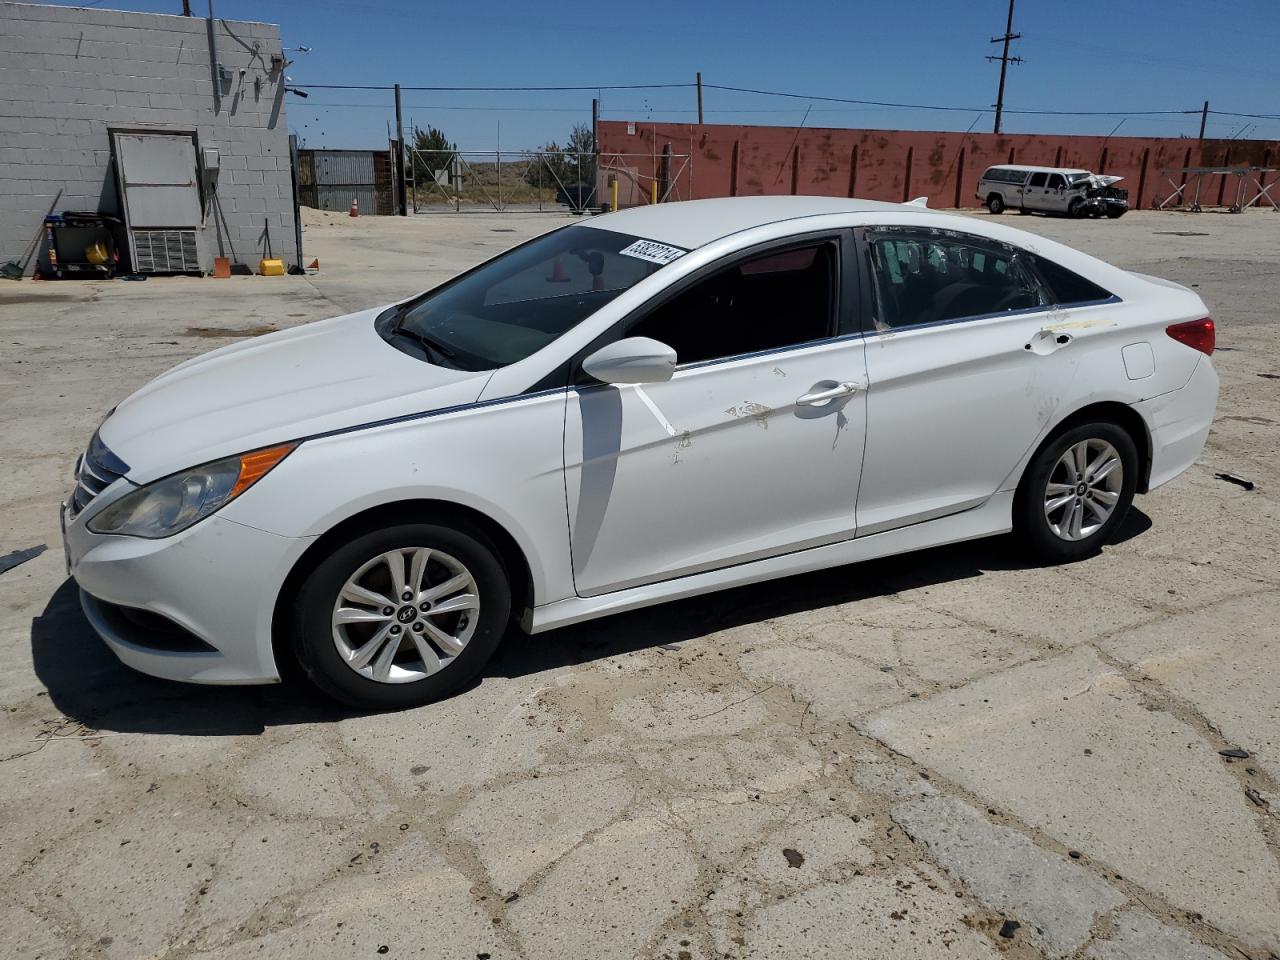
[
  {"x1": 308, "y1": 258, "x2": 319, "y2": 271},
  {"x1": 546, "y1": 256, "x2": 570, "y2": 283},
  {"x1": 349, "y1": 197, "x2": 359, "y2": 217}
]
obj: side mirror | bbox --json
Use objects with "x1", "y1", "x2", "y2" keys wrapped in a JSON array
[{"x1": 581, "y1": 336, "x2": 677, "y2": 385}]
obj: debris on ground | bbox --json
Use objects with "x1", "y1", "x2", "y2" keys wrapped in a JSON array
[
  {"x1": 782, "y1": 848, "x2": 805, "y2": 868},
  {"x1": 1214, "y1": 472, "x2": 1255, "y2": 491},
  {"x1": 1258, "y1": 373, "x2": 1280, "y2": 380},
  {"x1": 1218, "y1": 748, "x2": 1251, "y2": 759},
  {"x1": 998, "y1": 919, "x2": 1021, "y2": 939},
  {"x1": 1244, "y1": 788, "x2": 1268, "y2": 808},
  {"x1": 0, "y1": 544, "x2": 46, "y2": 576}
]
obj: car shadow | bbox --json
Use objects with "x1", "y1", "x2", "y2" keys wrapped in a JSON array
[
  {"x1": 31, "y1": 579, "x2": 352, "y2": 736},
  {"x1": 32, "y1": 509, "x2": 1151, "y2": 735},
  {"x1": 488, "y1": 506, "x2": 1152, "y2": 679}
]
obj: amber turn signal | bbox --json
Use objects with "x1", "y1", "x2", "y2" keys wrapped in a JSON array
[{"x1": 230, "y1": 443, "x2": 297, "y2": 499}]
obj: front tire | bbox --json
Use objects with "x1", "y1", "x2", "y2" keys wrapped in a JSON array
[
  {"x1": 290, "y1": 521, "x2": 511, "y2": 709},
  {"x1": 986, "y1": 194, "x2": 1006, "y2": 214},
  {"x1": 1015, "y1": 422, "x2": 1138, "y2": 563},
  {"x1": 1068, "y1": 198, "x2": 1085, "y2": 218}
]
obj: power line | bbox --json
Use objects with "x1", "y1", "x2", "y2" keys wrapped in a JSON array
[
  {"x1": 299, "y1": 82, "x2": 694, "y2": 92},
  {"x1": 289, "y1": 80, "x2": 1272, "y2": 125},
  {"x1": 703, "y1": 83, "x2": 1198, "y2": 117}
]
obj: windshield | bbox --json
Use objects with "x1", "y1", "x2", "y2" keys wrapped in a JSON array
[
  {"x1": 384, "y1": 225, "x2": 682, "y2": 370},
  {"x1": 1069, "y1": 172, "x2": 1094, "y2": 185}
]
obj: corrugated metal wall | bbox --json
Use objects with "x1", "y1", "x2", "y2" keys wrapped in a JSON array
[
  {"x1": 599, "y1": 121, "x2": 1280, "y2": 210},
  {"x1": 297, "y1": 149, "x2": 395, "y2": 214}
]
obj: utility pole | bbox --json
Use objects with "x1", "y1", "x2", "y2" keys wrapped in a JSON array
[
  {"x1": 1198, "y1": 100, "x2": 1209, "y2": 140},
  {"x1": 987, "y1": 0, "x2": 1023, "y2": 135},
  {"x1": 591, "y1": 97, "x2": 599, "y2": 154},
  {"x1": 182, "y1": 0, "x2": 191, "y2": 14},
  {"x1": 394, "y1": 83, "x2": 406, "y2": 216},
  {"x1": 696, "y1": 71, "x2": 704, "y2": 125}
]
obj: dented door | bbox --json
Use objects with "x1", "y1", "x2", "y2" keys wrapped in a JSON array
[{"x1": 564, "y1": 338, "x2": 868, "y2": 597}]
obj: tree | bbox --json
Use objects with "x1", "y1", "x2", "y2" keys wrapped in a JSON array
[
  {"x1": 524, "y1": 122, "x2": 596, "y2": 196},
  {"x1": 410, "y1": 125, "x2": 456, "y2": 186}
]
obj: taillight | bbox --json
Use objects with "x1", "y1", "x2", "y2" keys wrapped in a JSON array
[{"x1": 1166, "y1": 317, "x2": 1215, "y2": 356}]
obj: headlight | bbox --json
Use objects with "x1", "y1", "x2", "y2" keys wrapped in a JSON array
[{"x1": 87, "y1": 443, "x2": 296, "y2": 539}]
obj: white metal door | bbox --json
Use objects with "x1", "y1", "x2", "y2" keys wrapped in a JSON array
[
  {"x1": 114, "y1": 132, "x2": 201, "y2": 227},
  {"x1": 564, "y1": 339, "x2": 868, "y2": 597},
  {"x1": 856, "y1": 227, "x2": 1077, "y2": 534}
]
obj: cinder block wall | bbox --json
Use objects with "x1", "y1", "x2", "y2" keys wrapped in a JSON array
[{"x1": 0, "y1": 1, "x2": 298, "y2": 275}]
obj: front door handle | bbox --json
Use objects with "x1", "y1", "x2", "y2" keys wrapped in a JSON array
[{"x1": 796, "y1": 381, "x2": 862, "y2": 406}]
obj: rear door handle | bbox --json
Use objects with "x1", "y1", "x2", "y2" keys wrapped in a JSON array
[{"x1": 796, "y1": 381, "x2": 862, "y2": 406}]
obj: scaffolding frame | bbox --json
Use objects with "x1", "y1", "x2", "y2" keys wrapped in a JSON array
[{"x1": 1157, "y1": 166, "x2": 1280, "y2": 213}]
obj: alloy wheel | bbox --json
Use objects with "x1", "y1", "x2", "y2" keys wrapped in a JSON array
[
  {"x1": 1043, "y1": 438, "x2": 1124, "y2": 542},
  {"x1": 331, "y1": 547, "x2": 479, "y2": 683}
]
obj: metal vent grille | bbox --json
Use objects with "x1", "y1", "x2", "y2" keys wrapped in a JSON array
[{"x1": 132, "y1": 229, "x2": 199, "y2": 273}]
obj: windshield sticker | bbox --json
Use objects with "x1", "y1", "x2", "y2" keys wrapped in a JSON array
[{"x1": 619, "y1": 239, "x2": 687, "y2": 265}]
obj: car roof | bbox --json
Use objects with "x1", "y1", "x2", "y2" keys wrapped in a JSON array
[
  {"x1": 982, "y1": 164, "x2": 1091, "y2": 176},
  {"x1": 581, "y1": 196, "x2": 929, "y2": 250}
]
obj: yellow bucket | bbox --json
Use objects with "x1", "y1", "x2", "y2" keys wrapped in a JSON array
[{"x1": 258, "y1": 258, "x2": 285, "y2": 276}]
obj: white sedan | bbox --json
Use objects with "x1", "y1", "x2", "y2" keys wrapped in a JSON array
[{"x1": 62, "y1": 197, "x2": 1218, "y2": 708}]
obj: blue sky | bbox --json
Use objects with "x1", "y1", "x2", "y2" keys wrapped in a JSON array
[{"x1": 57, "y1": 0, "x2": 1280, "y2": 148}]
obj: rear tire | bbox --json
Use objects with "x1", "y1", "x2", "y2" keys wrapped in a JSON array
[
  {"x1": 986, "y1": 194, "x2": 1006, "y2": 214},
  {"x1": 1015, "y1": 422, "x2": 1138, "y2": 563},
  {"x1": 290, "y1": 521, "x2": 511, "y2": 710}
]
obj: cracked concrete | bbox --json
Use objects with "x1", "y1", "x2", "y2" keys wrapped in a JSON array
[{"x1": 2, "y1": 209, "x2": 1278, "y2": 958}]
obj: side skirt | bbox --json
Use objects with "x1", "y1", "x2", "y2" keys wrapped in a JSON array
[{"x1": 526, "y1": 491, "x2": 1014, "y2": 634}]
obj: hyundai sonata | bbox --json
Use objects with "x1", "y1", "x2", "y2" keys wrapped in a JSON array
[{"x1": 62, "y1": 197, "x2": 1218, "y2": 708}]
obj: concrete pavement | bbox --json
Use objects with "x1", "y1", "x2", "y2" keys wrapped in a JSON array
[{"x1": 1, "y1": 207, "x2": 1277, "y2": 959}]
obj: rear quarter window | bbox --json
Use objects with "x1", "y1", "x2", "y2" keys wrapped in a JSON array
[{"x1": 1031, "y1": 255, "x2": 1114, "y2": 305}]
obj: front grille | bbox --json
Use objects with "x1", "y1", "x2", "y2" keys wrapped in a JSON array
[{"x1": 70, "y1": 432, "x2": 129, "y2": 518}]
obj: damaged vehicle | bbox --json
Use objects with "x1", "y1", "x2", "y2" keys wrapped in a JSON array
[
  {"x1": 63, "y1": 196, "x2": 1215, "y2": 709},
  {"x1": 979, "y1": 164, "x2": 1129, "y2": 218}
]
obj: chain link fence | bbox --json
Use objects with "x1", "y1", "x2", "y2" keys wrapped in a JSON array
[{"x1": 409, "y1": 150, "x2": 692, "y2": 214}]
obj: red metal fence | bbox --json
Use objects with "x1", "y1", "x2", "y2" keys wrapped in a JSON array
[{"x1": 598, "y1": 121, "x2": 1280, "y2": 210}]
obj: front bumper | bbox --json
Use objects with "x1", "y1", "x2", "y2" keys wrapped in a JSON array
[
  {"x1": 1137, "y1": 355, "x2": 1219, "y2": 491},
  {"x1": 63, "y1": 503, "x2": 315, "y2": 684}
]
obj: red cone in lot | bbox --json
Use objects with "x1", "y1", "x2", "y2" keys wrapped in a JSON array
[{"x1": 547, "y1": 256, "x2": 570, "y2": 282}]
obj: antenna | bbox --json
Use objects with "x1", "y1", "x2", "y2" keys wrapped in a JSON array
[{"x1": 986, "y1": 0, "x2": 1024, "y2": 135}]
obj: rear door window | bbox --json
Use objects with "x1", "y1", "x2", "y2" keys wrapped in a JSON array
[{"x1": 865, "y1": 228, "x2": 1046, "y2": 330}]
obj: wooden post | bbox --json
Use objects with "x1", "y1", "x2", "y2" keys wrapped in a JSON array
[
  {"x1": 394, "y1": 83, "x2": 406, "y2": 216},
  {"x1": 1136, "y1": 148, "x2": 1149, "y2": 210}
]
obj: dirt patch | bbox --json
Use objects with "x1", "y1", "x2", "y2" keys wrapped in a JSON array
[
  {"x1": 185, "y1": 325, "x2": 277, "y2": 338},
  {"x1": 0, "y1": 293, "x2": 80, "y2": 304}
]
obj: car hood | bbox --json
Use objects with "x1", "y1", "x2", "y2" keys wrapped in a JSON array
[{"x1": 99, "y1": 307, "x2": 491, "y2": 484}]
